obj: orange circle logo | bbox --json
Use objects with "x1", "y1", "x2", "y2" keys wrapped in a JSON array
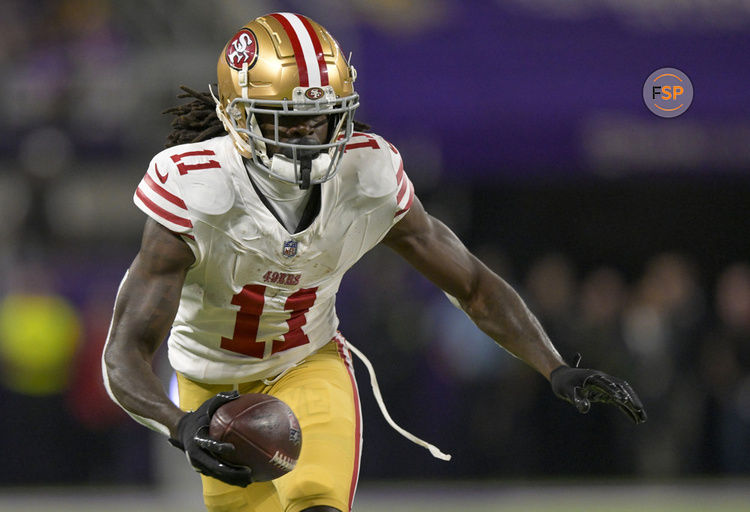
[{"x1": 643, "y1": 68, "x2": 693, "y2": 118}]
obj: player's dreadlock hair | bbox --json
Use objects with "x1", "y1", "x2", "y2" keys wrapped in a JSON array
[
  {"x1": 163, "y1": 86, "x2": 225, "y2": 148},
  {"x1": 163, "y1": 85, "x2": 370, "y2": 148}
]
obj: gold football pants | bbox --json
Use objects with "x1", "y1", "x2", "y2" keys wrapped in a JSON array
[{"x1": 176, "y1": 335, "x2": 361, "y2": 512}]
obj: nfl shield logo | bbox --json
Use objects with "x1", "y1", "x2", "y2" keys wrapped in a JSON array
[{"x1": 282, "y1": 240, "x2": 298, "y2": 258}]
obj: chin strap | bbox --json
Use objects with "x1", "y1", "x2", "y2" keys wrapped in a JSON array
[{"x1": 299, "y1": 158, "x2": 312, "y2": 190}]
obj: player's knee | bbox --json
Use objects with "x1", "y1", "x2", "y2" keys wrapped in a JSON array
[{"x1": 203, "y1": 488, "x2": 250, "y2": 512}]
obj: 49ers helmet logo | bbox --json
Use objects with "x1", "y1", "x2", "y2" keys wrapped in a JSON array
[
  {"x1": 304, "y1": 87, "x2": 325, "y2": 100},
  {"x1": 225, "y1": 28, "x2": 259, "y2": 70}
]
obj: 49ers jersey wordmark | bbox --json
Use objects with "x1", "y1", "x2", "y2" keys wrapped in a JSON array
[{"x1": 134, "y1": 133, "x2": 414, "y2": 384}]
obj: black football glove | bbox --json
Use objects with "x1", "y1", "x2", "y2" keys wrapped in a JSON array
[
  {"x1": 550, "y1": 358, "x2": 647, "y2": 424},
  {"x1": 169, "y1": 390, "x2": 253, "y2": 487}
]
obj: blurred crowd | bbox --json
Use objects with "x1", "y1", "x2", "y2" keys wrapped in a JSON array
[
  {"x1": 342, "y1": 247, "x2": 750, "y2": 480},
  {"x1": 3, "y1": 245, "x2": 749, "y2": 484}
]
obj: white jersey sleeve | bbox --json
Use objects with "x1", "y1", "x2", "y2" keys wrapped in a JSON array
[
  {"x1": 133, "y1": 141, "x2": 240, "y2": 264},
  {"x1": 133, "y1": 150, "x2": 196, "y2": 235},
  {"x1": 339, "y1": 132, "x2": 416, "y2": 228}
]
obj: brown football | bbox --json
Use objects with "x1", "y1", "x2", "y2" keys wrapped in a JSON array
[{"x1": 208, "y1": 393, "x2": 302, "y2": 482}]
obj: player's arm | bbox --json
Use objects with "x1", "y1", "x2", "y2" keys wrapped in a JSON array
[
  {"x1": 103, "y1": 219, "x2": 253, "y2": 485},
  {"x1": 382, "y1": 196, "x2": 565, "y2": 379},
  {"x1": 382, "y1": 197, "x2": 647, "y2": 423},
  {"x1": 103, "y1": 218, "x2": 195, "y2": 436}
]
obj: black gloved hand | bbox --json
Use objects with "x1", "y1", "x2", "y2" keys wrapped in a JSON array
[
  {"x1": 550, "y1": 361, "x2": 647, "y2": 424},
  {"x1": 169, "y1": 390, "x2": 253, "y2": 487}
]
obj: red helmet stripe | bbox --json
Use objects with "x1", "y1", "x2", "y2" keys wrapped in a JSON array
[
  {"x1": 270, "y1": 13, "x2": 309, "y2": 86},
  {"x1": 297, "y1": 15, "x2": 329, "y2": 86}
]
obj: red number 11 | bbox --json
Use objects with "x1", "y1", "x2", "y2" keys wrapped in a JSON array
[{"x1": 220, "y1": 285, "x2": 318, "y2": 358}]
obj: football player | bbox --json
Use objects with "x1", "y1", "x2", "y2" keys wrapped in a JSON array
[{"x1": 102, "y1": 12, "x2": 646, "y2": 512}]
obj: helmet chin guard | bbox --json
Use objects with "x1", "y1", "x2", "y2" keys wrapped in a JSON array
[{"x1": 270, "y1": 152, "x2": 332, "y2": 190}]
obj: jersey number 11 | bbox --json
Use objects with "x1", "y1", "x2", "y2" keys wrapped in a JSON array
[{"x1": 220, "y1": 285, "x2": 318, "y2": 358}]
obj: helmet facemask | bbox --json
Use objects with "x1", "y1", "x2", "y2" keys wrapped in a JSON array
[{"x1": 214, "y1": 85, "x2": 359, "y2": 189}]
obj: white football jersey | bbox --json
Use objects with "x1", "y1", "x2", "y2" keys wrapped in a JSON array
[{"x1": 133, "y1": 133, "x2": 414, "y2": 384}]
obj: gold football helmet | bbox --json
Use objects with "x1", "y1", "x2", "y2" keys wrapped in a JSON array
[{"x1": 213, "y1": 12, "x2": 359, "y2": 188}]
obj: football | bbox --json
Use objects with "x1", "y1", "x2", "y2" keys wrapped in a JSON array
[{"x1": 208, "y1": 393, "x2": 302, "y2": 482}]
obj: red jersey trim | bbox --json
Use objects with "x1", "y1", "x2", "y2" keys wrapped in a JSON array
[
  {"x1": 135, "y1": 188, "x2": 193, "y2": 228},
  {"x1": 395, "y1": 181, "x2": 414, "y2": 218},
  {"x1": 333, "y1": 333, "x2": 361, "y2": 512},
  {"x1": 143, "y1": 173, "x2": 187, "y2": 209}
]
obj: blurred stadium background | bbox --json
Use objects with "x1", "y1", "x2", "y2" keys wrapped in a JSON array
[{"x1": 1, "y1": 0, "x2": 750, "y2": 510}]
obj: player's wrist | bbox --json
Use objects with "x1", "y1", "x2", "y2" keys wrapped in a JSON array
[
  {"x1": 166, "y1": 409, "x2": 189, "y2": 441},
  {"x1": 546, "y1": 352, "x2": 580, "y2": 380},
  {"x1": 169, "y1": 412, "x2": 190, "y2": 445},
  {"x1": 549, "y1": 364, "x2": 570, "y2": 379}
]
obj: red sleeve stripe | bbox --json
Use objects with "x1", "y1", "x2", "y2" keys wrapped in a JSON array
[
  {"x1": 395, "y1": 181, "x2": 414, "y2": 218},
  {"x1": 135, "y1": 188, "x2": 193, "y2": 228},
  {"x1": 143, "y1": 173, "x2": 187, "y2": 209},
  {"x1": 395, "y1": 158, "x2": 405, "y2": 184},
  {"x1": 396, "y1": 175, "x2": 410, "y2": 204}
]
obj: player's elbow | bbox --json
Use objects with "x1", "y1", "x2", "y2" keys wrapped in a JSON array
[
  {"x1": 458, "y1": 265, "x2": 510, "y2": 331},
  {"x1": 101, "y1": 336, "x2": 125, "y2": 398},
  {"x1": 461, "y1": 290, "x2": 490, "y2": 323},
  {"x1": 101, "y1": 331, "x2": 140, "y2": 402},
  {"x1": 455, "y1": 267, "x2": 487, "y2": 318}
]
